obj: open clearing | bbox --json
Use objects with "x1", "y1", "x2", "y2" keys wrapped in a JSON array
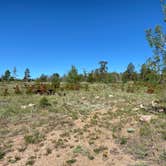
[{"x1": 0, "y1": 83, "x2": 165, "y2": 166}]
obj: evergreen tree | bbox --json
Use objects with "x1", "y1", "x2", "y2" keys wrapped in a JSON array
[
  {"x1": 38, "y1": 74, "x2": 48, "y2": 82},
  {"x1": 2, "y1": 70, "x2": 11, "y2": 81},
  {"x1": 50, "y1": 73, "x2": 60, "y2": 88},
  {"x1": 66, "y1": 65, "x2": 80, "y2": 84},
  {"x1": 122, "y1": 63, "x2": 137, "y2": 82},
  {"x1": 24, "y1": 68, "x2": 31, "y2": 81}
]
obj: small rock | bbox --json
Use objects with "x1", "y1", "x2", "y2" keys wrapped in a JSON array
[
  {"x1": 95, "y1": 96, "x2": 100, "y2": 99},
  {"x1": 109, "y1": 95, "x2": 113, "y2": 98},
  {"x1": 110, "y1": 148, "x2": 119, "y2": 155},
  {"x1": 127, "y1": 128, "x2": 135, "y2": 133},
  {"x1": 140, "y1": 115, "x2": 153, "y2": 123},
  {"x1": 158, "y1": 109, "x2": 164, "y2": 113},
  {"x1": 21, "y1": 105, "x2": 27, "y2": 109},
  {"x1": 140, "y1": 104, "x2": 145, "y2": 109},
  {"x1": 132, "y1": 107, "x2": 139, "y2": 111},
  {"x1": 28, "y1": 103, "x2": 35, "y2": 107},
  {"x1": 81, "y1": 97, "x2": 86, "y2": 100}
]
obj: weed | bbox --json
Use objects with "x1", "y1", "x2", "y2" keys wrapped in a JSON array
[
  {"x1": 26, "y1": 156, "x2": 36, "y2": 165},
  {"x1": 46, "y1": 148, "x2": 52, "y2": 155},
  {"x1": 73, "y1": 145, "x2": 94, "y2": 160},
  {"x1": 39, "y1": 97, "x2": 51, "y2": 108},
  {"x1": 0, "y1": 148, "x2": 5, "y2": 160},
  {"x1": 54, "y1": 138, "x2": 64, "y2": 148},
  {"x1": 66, "y1": 159, "x2": 77, "y2": 164},
  {"x1": 120, "y1": 136, "x2": 128, "y2": 145},
  {"x1": 161, "y1": 130, "x2": 166, "y2": 140},
  {"x1": 139, "y1": 124, "x2": 152, "y2": 137},
  {"x1": 134, "y1": 163, "x2": 148, "y2": 166},
  {"x1": 24, "y1": 131, "x2": 44, "y2": 144},
  {"x1": 93, "y1": 146, "x2": 108, "y2": 154},
  {"x1": 3, "y1": 88, "x2": 9, "y2": 96},
  {"x1": 73, "y1": 145, "x2": 83, "y2": 154},
  {"x1": 160, "y1": 150, "x2": 166, "y2": 161},
  {"x1": 130, "y1": 144, "x2": 148, "y2": 159}
]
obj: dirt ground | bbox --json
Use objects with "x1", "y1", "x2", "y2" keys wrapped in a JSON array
[{"x1": 0, "y1": 84, "x2": 165, "y2": 166}]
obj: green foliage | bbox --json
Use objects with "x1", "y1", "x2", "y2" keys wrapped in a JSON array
[
  {"x1": 93, "y1": 146, "x2": 108, "y2": 154},
  {"x1": 160, "y1": 150, "x2": 166, "y2": 161},
  {"x1": 158, "y1": 85, "x2": 166, "y2": 107},
  {"x1": 98, "y1": 61, "x2": 108, "y2": 82},
  {"x1": 39, "y1": 97, "x2": 51, "y2": 108},
  {"x1": 66, "y1": 159, "x2": 77, "y2": 164},
  {"x1": 122, "y1": 63, "x2": 137, "y2": 82},
  {"x1": 140, "y1": 124, "x2": 152, "y2": 137},
  {"x1": 24, "y1": 131, "x2": 44, "y2": 144},
  {"x1": 0, "y1": 148, "x2": 5, "y2": 159},
  {"x1": 26, "y1": 156, "x2": 36, "y2": 165},
  {"x1": 50, "y1": 73, "x2": 60, "y2": 89},
  {"x1": 108, "y1": 72, "x2": 121, "y2": 83},
  {"x1": 73, "y1": 145, "x2": 94, "y2": 160},
  {"x1": 2, "y1": 70, "x2": 11, "y2": 81},
  {"x1": 37, "y1": 74, "x2": 48, "y2": 82},
  {"x1": 120, "y1": 137, "x2": 128, "y2": 145},
  {"x1": 126, "y1": 82, "x2": 135, "y2": 93},
  {"x1": 24, "y1": 68, "x2": 31, "y2": 82},
  {"x1": 140, "y1": 63, "x2": 159, "y2": 83},
  {"x1": 146, "y1": 1, "x2": 166, "y2": 82},
  {"x1": 160, "y1": 150, "x2": 166, "y2": 162},
  {"x1": 66, "y1": 66, "x2": 80, "y2": 84}
]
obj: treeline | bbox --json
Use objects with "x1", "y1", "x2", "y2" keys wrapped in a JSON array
[
  {"x1": 1, "y1": 1, "x2": 166, "y2": 85},
  {"x1": 0, "y1": 58, "x2": 165, "y2": 85}
]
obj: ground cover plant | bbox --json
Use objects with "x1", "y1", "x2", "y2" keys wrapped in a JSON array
[{"x1": 0, "y1": 82, "x2": 165, "y2": 166}]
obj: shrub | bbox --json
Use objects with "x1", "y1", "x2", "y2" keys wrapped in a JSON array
[
  {"x1": 126, "y1": 85, "x2": 135, "y2": 93},
  {"x1": 120, "y1": 137, "x2": 128, "y2": 145},
  {"x1": 65, "y1": 83, "x2": 80, "y2": 90},
  {"x1": 25, "y1": 85, "x2": 35, "y2": 94},
  {"x1": 3, "y1": 88, "x2": 9, "y2": 96},
  {"x1": 146, "y1": 87, "x2": 154, "y2": 94},
  {"x1": 66, "y1": 65, "x2": 80, "y2": 84},
  {"x1": 50, "y1": 73, "x2": 60, "y2": 89},
  {"x1": 39, "y1": 97, "x2": 51, "y2": 108}
]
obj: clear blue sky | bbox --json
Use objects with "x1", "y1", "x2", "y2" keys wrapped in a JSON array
[{"x1": 0, "y1": 0, "x2": 164, "y2": 78}]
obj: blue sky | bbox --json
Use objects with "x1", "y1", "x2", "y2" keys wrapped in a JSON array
[{"x1": 0, "y1": 0, "x2": 164, "y2": 78}]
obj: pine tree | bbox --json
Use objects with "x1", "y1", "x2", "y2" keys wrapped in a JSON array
[{"x1": 24, "y1": 68, "x2": 31, "y2": 82}]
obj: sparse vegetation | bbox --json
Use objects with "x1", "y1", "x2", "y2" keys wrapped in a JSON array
[
  {"x1": 39, "y1": 97, "x2": 51, "y2": 108},
  {"x1": 0, "y1": 1, "x2": 166, "y2": 166},
  {"x1": 24, "y1": 131, "x2": 44, "y2": 144}
]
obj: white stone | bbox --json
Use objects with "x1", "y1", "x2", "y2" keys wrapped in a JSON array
[
  {"x1": 109, "y1": 95, "x2": 113, "y2": 98},
  {"x1": 140, "y1": 104, "x2": 145, "y2": 109},
  {"x1": 21, "y1": 105, "x2": 27, "y2": 109},
  {"x1": 28, "y1": 103, "x2": 35, "y2": 107},
  {"x1": 140, "y1": 115, "x2": 153, "y2": 123}
]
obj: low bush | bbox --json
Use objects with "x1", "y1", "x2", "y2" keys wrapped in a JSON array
[{"x1": 39, "y1": 97, "x2": 51, "y2": 108}]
